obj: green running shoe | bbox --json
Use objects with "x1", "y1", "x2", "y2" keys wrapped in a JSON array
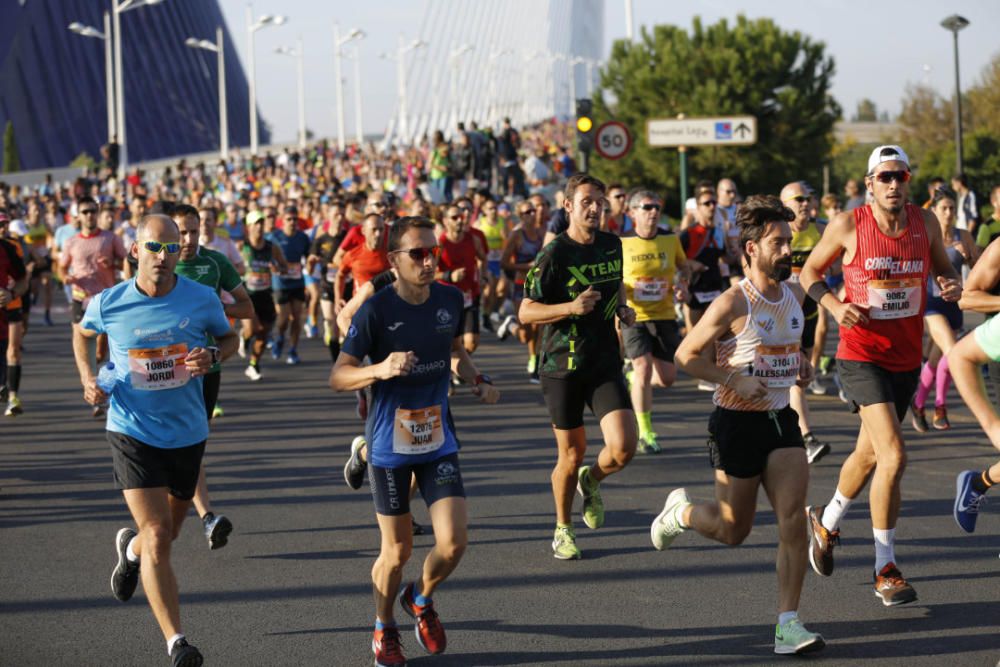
[
  {"x1": 552, "y1": 525, "x2": 581, "y2": 560},
  {"x1": 774, "y1": 618, "x2": 825, "y2": 655},
  {"x1": 212, "y1": 404, "x2": 224, "y2": 419},
  {"x1": 637, "y1": 432, "x2": 661, "y2": 454},
  {"x1": 650, "y1": 487, "x2": 691, "y2": 550},
  {"x1": 576, "y1": 466, "x2": 604, "y2": 529}
]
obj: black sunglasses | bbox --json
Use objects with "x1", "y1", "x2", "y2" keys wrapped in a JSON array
[
  {"x1": 391, "y1": 246, "x2": 442, "y2": 262},
  {"x1": 699, "y1": 200, "x2": 717, "y2": 207},
  {"x1": 79, "y1": 208, "x2": 98, "y2": 215},
  {"x1": 873, "y1": 170, "x2": 911, "y2": 184},
  {"x1": 639, "y1": 203, "x2": 661, "y2": 212}
]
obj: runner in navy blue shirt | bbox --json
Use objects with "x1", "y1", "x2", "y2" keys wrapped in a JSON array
[
  {"x1": 267, "y1": 203, "x2": 311, "y2": 364},
  {"x1": 331, "y1": 216, "x2": 499, "y2": 666}
]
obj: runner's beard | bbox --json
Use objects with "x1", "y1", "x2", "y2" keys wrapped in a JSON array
[{"x1": 767, "y1": 260, "x2": 792, "y2": 282}]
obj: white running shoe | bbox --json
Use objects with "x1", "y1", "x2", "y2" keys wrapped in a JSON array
[{"x1": 244, "y1": 364, "x2": 262, "y2": 381}]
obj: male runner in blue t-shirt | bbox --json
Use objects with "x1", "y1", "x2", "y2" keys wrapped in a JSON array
[
  {"x1": 78, "y1": 214, "x2": 238, "y2": 667},
  {"x1": 267, "y1": 204, "x2": 311, "y2": 364},
  {"x1": 331, "y1": 216, "x2": 500, "y2": 667}
]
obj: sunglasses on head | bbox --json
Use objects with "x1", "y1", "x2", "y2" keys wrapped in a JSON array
[
  {"x1": 873, "y1": 170, "x2": 911, "y2": 184},
  {"x1": 639, "y1": 203, "x2": 661, "y2": 211},
  {"x1": 783, "y1": 195, "x2": 809, "y2": 204},
  {"x1": 392, "y1": 246, "x2": 442, "y2": 262},
  {"x1": 142, "y1": 240, "x2": 181, "y2": 255}
]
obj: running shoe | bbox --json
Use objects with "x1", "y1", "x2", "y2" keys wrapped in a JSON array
[
  {"x1": 169, "y1": 638, "x2": 203, "y2": 667},
  {"x1": 805, "y1": 505, "x2": 838, "y2": 576},
  {"x1": 807, "y1": 377, "x2": 827, "y2": 396},
  {"x1": 481, "y1": 315, "x2": 494, "y2": 333},
  {"x1": 637, "y1": 432, "x2": 661, "y2": 454},
  {"x1": 305, "y1": 324, "x2": 317, "y2": 339},
  {"x1": 412, "y1": 518, "x2": 425, "y2": 536},
  {"x1": 356, "y1": 389, "x2": 368, "y2": 420},
  {"x1": 910, "y1": 400, "x2": 929, "y2": 433},
  {"x1": 5, "y1": 396, "x2": 23, "y2": 417},
  {"x1": 818, "y1": 355, "x2": 833, "y2": 376},
  {"x1": 697, "y1": 380, "x2": 716, "y2": 392},
  {"x1": 372, "y1": 626, "x2": 407, "y2": 666},
  {"x1": 873, "y1": 562, "x2": 917, "y2": 606},
  {"x1": 344, "y1": 435, "x2": 368, "y2": 490},
  {"x1": 932, "y1": 406, "x2": 950, "y2": 430},
  {"x1": 650, "y1": 488, "x2": 690, "y2": 550},
  {"x1": 833, "y1": 372, "x2": 848, "y2": 403},
  {"x1": 203, "y1": 513, "x2": 233, "y2": 550},
  {"x1": 552, "y1": 525, "x2": 581, "y2": 560},
  {"x1": 953, "y1": 470, "x2": 986, "y2": 533},
  {"x1": 576, "y1": 465, "x2": 604, "y2": 529},
  {"x1": 110, "y1": 527, "x2": 140, "y2": 602},
  {"x1": 212, "y1": 404, "x2": 224, "y2": 419},
  {"x1": 399, "y1": 582, "x2": 447, "y2": 655},
  {"x1": 244, "y1": 364, "x2": 262, "y2": 382},
  {"x1": 237, "y1": 335, "x2": 247, "y2": 359},
  {"x1": 497, "y1": 315, "x2": 515, "y2": 341},
  {"x1": 529, "y1": 367, "x2": 540, "y2": 385},
  {"x1": 526, "y1": 355, "x2": 537, "y2": 375},
  {"x1": 43, "y1": 312, "x2": 54, "y2": 326},
  {"x1": 271, "y1": 334, "x2": 285, "y2": 360},
  {"x1": 804, "y1": 434, "x2": 830, "y2": 465},
  {"x1": 774, "y1": 618, "x2": 825, "y2": 655},
  {"x1": 286, "y1": 349, "x2": 301, "y2": 365}
]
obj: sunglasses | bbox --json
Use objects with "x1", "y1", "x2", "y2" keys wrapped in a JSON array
[
  {"x1": 639, "y1": 203, "x2": 661, "y2": 212},
  {"x1": 392, "y1": 246, "x2": 442, "y2": 262},
  {"x1": 873, "y1": 170, "x2": 911, "y2": 184},
  {"x1": 447, "y1": 214, "x2": 463, "y2": 221},
  {"x1": 699, "y1": 200, "x2": 717, "y2": 207},
  {"x1": 142, "y1": 240, "x2": 181, "y2": 254},
  {"x1": 783, "y1": 195, "x2": 809, "y2": 204},
  {"x1": 79, "y1": 208, "x2": 98, "y2": 215},
  {"x1": 520, "y1": 208, "x2": 536, "y2": 216},
  {"x1": 612, "y1": 194, "x2": 626, "y2": 200}
]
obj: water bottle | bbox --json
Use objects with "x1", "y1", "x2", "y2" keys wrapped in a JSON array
[{"x1": 96, "y1": 362, "x2": 117, "y2": 395}]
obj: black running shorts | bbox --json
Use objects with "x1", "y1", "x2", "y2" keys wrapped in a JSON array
[
  {"x1": 540, "y1": 368, "x2": 631, "y2": 430},
  {"x1": 202, "y1": 371, "x2": 221, "y2": 421},
  {"x1": 836, "y1": 359, "x2": 919, "y2": 422},
  {"x1": 460, "y1": 305, "x2": 480, "y2": 335},
  {"x1": 707, "y1": 405, "x2": 804, "y2": 479},
  {"x1": 622, "y1": 319, "x2": 681, "y2": 362},
  {"x1": 369, "y1": 452, "x2": 465, "y2": 516},
  {"x1": 108, "y1": 431, "x2": 205, "y2": 500},
  {"x1": 249, "y1": 290, "x2": 277, "y2": 324},
  {"x1": 274, "y1": 286, "x2": 306, "y2": 305}
]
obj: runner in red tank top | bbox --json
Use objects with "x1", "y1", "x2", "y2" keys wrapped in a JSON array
[
  {"x1": 437, "y1": 203, "x2": 487, "y2": 354},
  {"x1": 798, "y1": 145, "x2": 962, "y2": 606}
]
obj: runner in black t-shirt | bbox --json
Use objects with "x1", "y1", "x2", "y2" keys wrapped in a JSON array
[
  {"x1": 309, "y1": 201, "x2": 350, "y2": 362},
  {"x1": 521, "y1": 173, "x2": 639, "y2": 560}
]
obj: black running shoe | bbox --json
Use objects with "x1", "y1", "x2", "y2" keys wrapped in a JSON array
[
  {"x1": 412, "y1": 518, "x2": 425, "y2": 536},
  {"x1": 170, "y1": 638, "x2": 203, "y2": 667},
  {"x1": 110, "y1": 527, "x2": 140, "y2": 602},
  {"x1": 203, "y1": 513, "x2": 233, "y2": 550},
  {"x1": 344, "y1": 436, "x2": 368, "y2": 490}
]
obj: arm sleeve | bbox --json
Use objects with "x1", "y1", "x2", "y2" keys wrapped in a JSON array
[{"x1": 79, "y1": 291, "x2": 106, "y2": 334}]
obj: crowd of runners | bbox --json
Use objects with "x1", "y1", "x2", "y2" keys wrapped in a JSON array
[{"x1": 2, "y1": 125, "x2": 999, "y2": 666}]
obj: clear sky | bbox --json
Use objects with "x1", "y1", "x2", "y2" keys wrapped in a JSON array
[{"x1": 218, "y1": 0, "x2": 1000, "y2": 144}]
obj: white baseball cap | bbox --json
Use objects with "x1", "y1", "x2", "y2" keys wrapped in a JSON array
[{"x1": 867, "y1": 145, "x2": 910, "y2": 174}]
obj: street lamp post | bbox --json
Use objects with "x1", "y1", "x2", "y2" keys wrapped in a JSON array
[
  {"x1": 185, "y1": 27, "x2": 228, "y2": 158},
  {"x1": 388, "y1": 37, "x2": 427, "y2": 147},
  {"x1": 275, "y1": 39, "x2": 306, "y2": 149},
  {"x1": 940, "y1": 14, "x2": 970, "y2": 174},
  {"x1": 351, "y1": 45, "x2": 364, "y2": 147},
  {"x1": 68, "y1": 13, "x2": 115, "y2": 144},
  {"x1": 333, "y1": 24, "x2": 365, "y2": 152},
  {"x1": 246, "y1": 7, "x2": 287, "y2": 156},
  {"x1": 112, "y1": 0, "x2": 165, "y2": 176},
  {"x1": 448, "y1": 44, "x2": 473, "y2": 132}
]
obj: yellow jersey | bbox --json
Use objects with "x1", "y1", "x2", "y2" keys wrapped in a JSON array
[
  {"x1": 789, "y1": 222, "x2": 822, "y2": 283},
  {"x1": 621, "y1": 230, "x2": 686, "y2": 321}
]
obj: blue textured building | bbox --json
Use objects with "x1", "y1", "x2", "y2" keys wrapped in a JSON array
[{"x1": 0, "y1": 0, "x2": 269, "y2": 170}]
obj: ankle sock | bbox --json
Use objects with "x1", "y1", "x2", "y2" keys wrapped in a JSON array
[
  {"x1": 778, "y1": 610, "x2": 798, "y2": 626},
  {"x1": 125, "y1": 536, "x2": 140, "y2": 563},
  {"x1": 166, "y1": 633, "x2": 185, "y2": 655},
  {"x1": 821, "y1": 489, "x2": 853, "y2": 533},
  {"x1": 873, "y1": 527, "x2": 896, "y2": 572},
  {"x1": 413, "y1": 584, "x2": 431, "y2": 607}
]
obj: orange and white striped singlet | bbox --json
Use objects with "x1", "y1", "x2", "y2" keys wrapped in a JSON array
[{"x1": 714, "y1": 279, "x2": 804, "y2": 412}]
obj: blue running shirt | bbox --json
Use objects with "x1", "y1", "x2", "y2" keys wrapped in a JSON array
[
  {"x1": 342, "y1": 282, "x2": 464, "y2": 467},
  {"x1": 267, "y1": 229, "x2": 310, "y2": 290},
  {"x1": 81, "y1": 276, "x2": 232, "y2": 448}
]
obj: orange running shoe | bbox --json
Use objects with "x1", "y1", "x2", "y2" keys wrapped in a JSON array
[{"x1": 399, "y1": 582, "x2": 447, "y2": 655}]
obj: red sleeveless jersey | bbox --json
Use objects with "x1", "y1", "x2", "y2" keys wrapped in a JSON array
[{"x1": 837, "y1": 204, "x2": 929, "y2": 371}]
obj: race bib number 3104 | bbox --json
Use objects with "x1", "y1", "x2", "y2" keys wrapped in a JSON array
[
  {"x1": 128, "y1": 344, "x2": 190, "y2": 391},
  {"x1": 393, "y1": 405, "x2": 445, "y2": 455},
  {"x1": 752, "y1": 344, "x2": 800, "y2": 388}
]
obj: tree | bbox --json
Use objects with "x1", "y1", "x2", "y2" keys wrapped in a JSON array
[
  {"x1": 590, "y1": 15, "x2": 840, "y2": 212},
  {"x1": 2, "y1": 121, "x2": 20, "y2": 173},
  {"x1": 854, "y1": 98, "x2": 878, "y2": 122}
]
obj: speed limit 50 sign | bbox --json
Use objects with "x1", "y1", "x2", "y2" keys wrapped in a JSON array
[{"x1": 594, "y1": 121, "x2": 632, "y2": 160}]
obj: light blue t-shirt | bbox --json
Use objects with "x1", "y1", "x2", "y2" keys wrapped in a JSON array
[{"x1": 81, "y1": 275, "x2": 231, "y2": 448}]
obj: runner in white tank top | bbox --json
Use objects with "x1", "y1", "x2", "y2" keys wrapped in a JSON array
[{"x1": 649, "y1": 194, "x2": 826, "y2": 656}]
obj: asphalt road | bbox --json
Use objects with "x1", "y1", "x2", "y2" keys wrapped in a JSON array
[{"x1": 1, "y1": 307, "x2": 998, "y2": 666}]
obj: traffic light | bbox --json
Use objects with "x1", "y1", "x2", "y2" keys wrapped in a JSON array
[{"x1": 576, "y1": 98, "x2": 594, "y2": 171}]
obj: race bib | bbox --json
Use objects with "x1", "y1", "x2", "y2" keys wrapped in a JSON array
[
  {"x1": 283, "y1": 263, "x2": 303, "y2": 280},
  {"x1": 246, "y1": 271, "x2": 270, "y2": 291},
  {"x1": 463, "y1": 291, "x2": 473, "y2": 308},
  {"x1": 325, "y1": 266, "x2": 338, "y2": 283},
  {"x1": 487, "y1": 248, "x2": 502, "y2": 262},
  {"x1": 393, "y1": 405, "x2": 445, "y2": 456},
  {"x1": 752, "y1": 344, "x2": 800, "y2": 388},
  {"x1": 128, "y1": 343, "x2": 190, "y2": 391},
  {"x1": 867, "y1": 278, "x2": 921, "y2": 320},
  {"x1": 633, "y1": 277, "x2": 668, "y2": 302},
  {"x1": 694, "y1": 290, "x2": 721, "y2": 305},
  {"x1": 310, "y1": 263, "x2": 323, "y2": 280}
]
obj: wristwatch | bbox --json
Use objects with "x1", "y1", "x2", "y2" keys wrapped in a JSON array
[
  {"x1": 473, "y1": 374, "x2": 493, "y2": 386},
  {"x1": 207, "y1": 346, "x2": 221, "y2": 365}
]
